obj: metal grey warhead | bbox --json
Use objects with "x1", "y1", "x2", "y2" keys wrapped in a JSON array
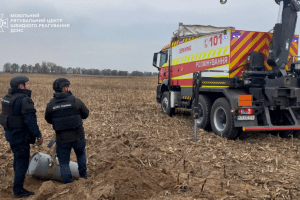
[{"x1": 10, "y1": 76, "x2": 29, "y2": 89}]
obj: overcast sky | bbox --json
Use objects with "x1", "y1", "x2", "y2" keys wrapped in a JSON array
[{"x1": 1, "y1": 0, "x2": 300, "y2": 73}]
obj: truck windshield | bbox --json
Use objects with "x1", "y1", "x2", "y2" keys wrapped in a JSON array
[{"x1": 159, "y1": 51, "x2": 168, "y2": 67}]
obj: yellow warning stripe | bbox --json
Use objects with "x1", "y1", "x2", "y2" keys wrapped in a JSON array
[
  {"x1": 230, "y1": 32, "x2": 271, "y2": 77},
  {"x1": 171, "y1": 46, "x2": 230, "y2": 66},
  {"x1": 231, "y1": 33, "x2": 264, "y2": 73},
  {"x1": 161, "y1": 44, "x2": 171, "y2": 51},
  {"x1": 202, "y1": 86, "x2": 229, "y2": 88},
  {"x1": 230, "y1": 33, "x2": 267, "y2": 77},
  {"x1": 294, "y1": 42, "x2": 298, "y2": 49},
  {"x1": 182, "y1": 96, "x2": 192, "y2": 100},
  {"x1": 202, "y1": 81, "x2": 226, "y2": 84},
  {"x1": 179, "y1": 85, "x2": 229, "y2": 88},
  {"x1": 231, "y1": 32, "x2": 255, "y2": 56},
  {"x1": 172, "y1": 36, "x2": 202, "y2": 48},
  {"x1": 161, "y1": 46, "x2": 229, "y2": 68},
  {"x1": 229, "y1": 32, "x2": 298, "y2": 78},
  {"x1": 290, "y1": 44, "x2": 297, "y2": 56}
]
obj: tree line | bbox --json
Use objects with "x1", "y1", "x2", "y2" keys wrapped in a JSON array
[{"x1": 2, "y1": 62, "x2": 158, "y2": 77}]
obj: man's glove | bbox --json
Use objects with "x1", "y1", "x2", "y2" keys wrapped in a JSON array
[{"x1": 35, "y1": 137, "x2": 43, "y2": 146}]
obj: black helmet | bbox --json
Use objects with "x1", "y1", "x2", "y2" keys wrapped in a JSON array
[
  {"x1": 53, "y1": 78, "x2": 70, "y2": 92},
  {"x1": 10, "y1": 76, "x2": 29, "y2": 89}
]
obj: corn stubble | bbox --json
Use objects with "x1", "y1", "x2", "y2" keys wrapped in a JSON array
[{"x1": 0, "y1": 73, "x2": 300, "y2": 200}]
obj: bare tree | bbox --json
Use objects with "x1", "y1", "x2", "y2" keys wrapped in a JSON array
[
  {"x1": 56, "y1": 66, "x2": 64, "y2": 74},
  {"x1": 53, "y1": 65, "x2": 59, "y2": 74},
  {"x1": 3, "y1": 62, "x2": 11, "y2": 72},
  {"x1": 85, "y1": 69, "x2": 92, "y2": 75},
  {"x1": 93, "y1": 69, "x2": 100, "y2": 75},
  {"x1": 102, "y1": 69, "x2": 111, "y2": 76},
  {"x1": 41, "y1": 61, "x2": 50, "y2": 74},
  {"x1": 33, "y1": 63, "x2": 41, "y2": 73},
  {"x1": 4, "y1": 61, "x2": 78, "y2": 75},
  {"x1": 27, "y1": 65, "x2": 33, "y2": 73},
  {"x1": 130, "y1": 70, "x2": 144, "y2": 76},
  {"x1": 20, "y1": 64, "x2": 28, "y2": 73},
  {"x1": 111, "y1": 70, "x2": 118, "y2": 76},
  {"x1": 117, "y1": 71, "x2": 128, "y2": 76},
  {"x1": 88, "y1": 69, "x2": 93, "y2": 74},
  {"x1": 47, "y1": 62, "x2": 57, "y2": 74},
  {"x1": 67, "y1": 67, "x2": 73, "y2": 74},
  {"x1": 74, "y1": 68, "x2": 81, "y2": 74},
  {"x1": 62, "y1": 67, "x2": 67, "y2": 74},
  {"x1": 143, "y1": 72, "x2": 153, "y2": 76},
  {"x1": 10, "y1": 63, "x2": 19, "y2": 73}
]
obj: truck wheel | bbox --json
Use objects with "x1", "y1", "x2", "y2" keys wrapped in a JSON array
[
  {"x1": 294, "y1": 131, "x2": 300, "y2": 138},
  {"x1": 279, "y1": 130, "x2": 300, "y2": 138},
  {"x1": 279, "y1": 130, "x2": 293, "y2": 138},
  {"x1": 210, "y1": 97, "x2": 240, "y2": 139},
  {"x1": 192, "y1": 95, "x2": 212, "y2": 130},
  {"x1": 161, "y1": 92, "x2": 175, "y2": 116}
]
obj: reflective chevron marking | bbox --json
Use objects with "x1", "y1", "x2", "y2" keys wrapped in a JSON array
[
  {"x1": 170, "y1": 46, "x2": 230, "y2": 67},
  {"x1": 229, "y1": 31, "x2": 299, "y2": 78}
]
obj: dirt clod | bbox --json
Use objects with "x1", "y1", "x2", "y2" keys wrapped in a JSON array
[
  {"x1": 129, "y1": 148, "x2": 142, "y2": 158},
  {"x1": 34, "y1": 181, "x2": 56, "y2": 200},
  {"x1": 92, "y1": 184, "x2": 115, "y2": 199}
]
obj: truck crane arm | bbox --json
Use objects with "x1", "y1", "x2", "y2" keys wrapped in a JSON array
[{"x1": 267, "y1": 0, "x2": 300, "y2": 76}]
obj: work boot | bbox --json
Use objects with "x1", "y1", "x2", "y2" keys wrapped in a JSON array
[
  {"x1": 80, "y1": 172, "x2": 90, "y2": 179},
  {"x1": 14, "y1": 189, "x2": 34, "y2": 198}
]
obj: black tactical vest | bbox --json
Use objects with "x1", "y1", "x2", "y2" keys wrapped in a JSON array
[
  {"x1": 49, "y1": 95, "x2": 83, "y2": 131},
  {"x1": 0, "y1": 93, "x2": 26, "y2": 129}
]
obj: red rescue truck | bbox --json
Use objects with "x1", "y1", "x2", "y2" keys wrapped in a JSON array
[{"x1": 153, "y1": 0, "x2": 300, "y2": 139}]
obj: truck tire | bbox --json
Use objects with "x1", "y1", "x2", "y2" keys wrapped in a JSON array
[
  {"x1": 294, "y1": 131, "x2": 300, "y2": 138},
  {"x1": 279, "y1": 130, "x2": 293, "y2": 138},
  {"x1": 210, "y1": 97, "x2": 240, "y2": 139},
  {"x1": 280, "y1": 130, "x2": 300, "y2": 138},
  {"x1": 161, "y1": 92, "x2": 175, "y2": 117},
  {"x1": 192, "y1": 95, "x2": 212, "y2": 130}
]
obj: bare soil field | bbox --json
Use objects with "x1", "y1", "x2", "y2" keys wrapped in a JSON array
[{"x1": 1, "y1": 73, "x2": 300, "y2": 200}]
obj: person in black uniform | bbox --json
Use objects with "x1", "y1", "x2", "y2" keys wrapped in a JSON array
[
  {"x1": 45, "y1": 78, "x2": 89, "y2": 184},
  {"x1": 0, "y1": 76, "x2": 43, "y2": 198}
]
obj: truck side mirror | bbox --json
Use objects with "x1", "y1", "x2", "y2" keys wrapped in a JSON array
[{"x1": 153, "y1": 53, "x2": 159, "y2": 69}]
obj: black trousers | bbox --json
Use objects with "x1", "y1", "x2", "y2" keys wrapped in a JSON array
[
  {"x1": 56, "y1": 136, "x2": 87, "y2": 184},
  {"x1": 9, "y1": 143, "x2": 30, "y2": 194}
]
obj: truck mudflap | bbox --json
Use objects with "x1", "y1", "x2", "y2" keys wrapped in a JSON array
[
  {"x1": 243, "y1": 126, "x2": 300, "y2": 131},
  {"x1": 156, "y1": 79, "x2": 169, "y2": 103},
  {"x1": 156, "y1": 85, "x2": 162, "y2": 103}
]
